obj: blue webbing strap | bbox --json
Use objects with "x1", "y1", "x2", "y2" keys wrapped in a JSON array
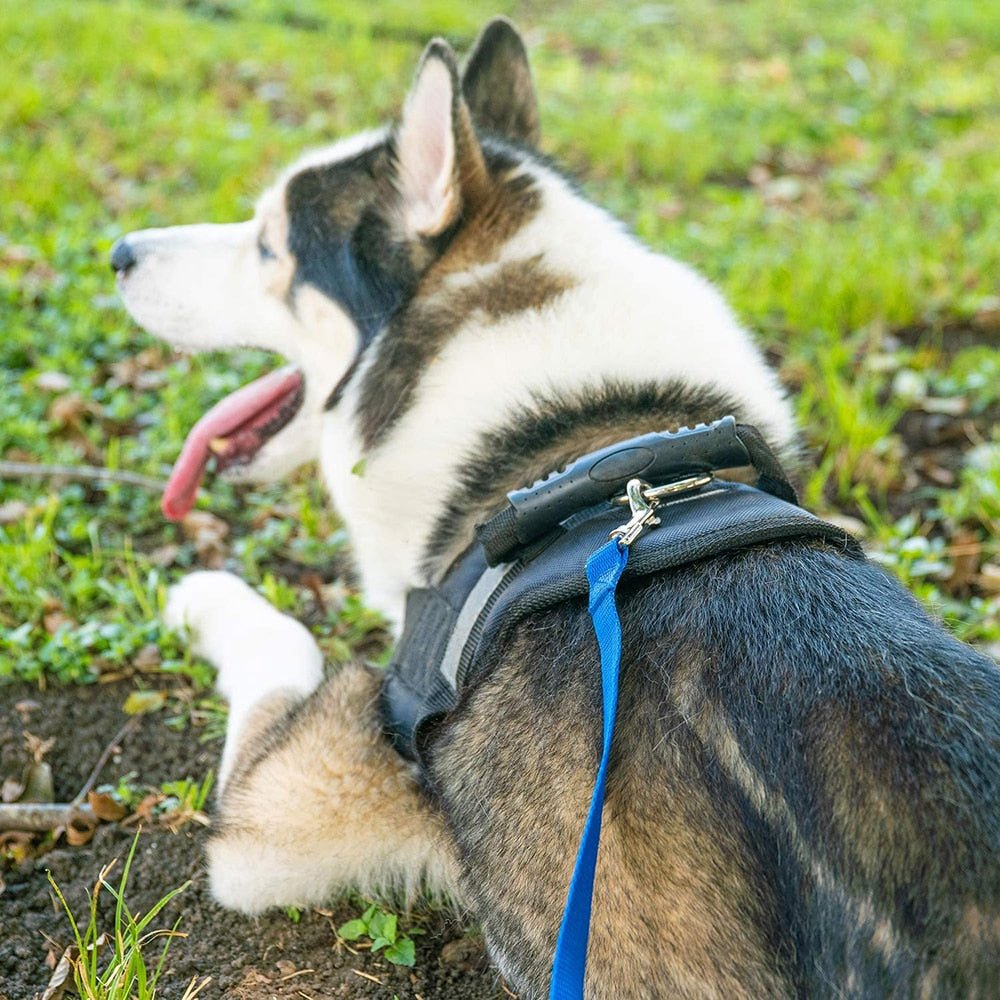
[{"x1": 549, "y1": 538, "x2": 629, "y2": 999}]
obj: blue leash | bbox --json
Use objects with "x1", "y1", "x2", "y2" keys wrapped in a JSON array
[{"x1": 549, "y1": 537, "x2": 629, "y2": 999}]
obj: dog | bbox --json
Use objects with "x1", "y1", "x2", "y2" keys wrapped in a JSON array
[{"x1": 112, "y1": 18, "x2": 1000, "y2": 998}]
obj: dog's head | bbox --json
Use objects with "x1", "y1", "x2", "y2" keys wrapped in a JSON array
[{"x1": 113, "y1": 19, "x2": 540, "y2": 520}]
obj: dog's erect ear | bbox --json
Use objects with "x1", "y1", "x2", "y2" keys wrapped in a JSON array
[
  {"x1": 395, "y1": 40, "x2": 488, "y2": 237},
  {"x1": 461, "y1": 18, "x2": 539, "y2": 147}
]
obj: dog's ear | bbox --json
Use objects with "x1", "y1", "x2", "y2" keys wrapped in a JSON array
[
  {"x1": 461, "y1": 18, "x2": 539, "y2": 147},
  {"x1": 395, "y1": 40, "x2": 488, "y2": 238}
]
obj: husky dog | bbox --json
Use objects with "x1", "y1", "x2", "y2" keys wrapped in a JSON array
[{"x1": 112, "y1": 19, "x2": 999, "y2": 998}]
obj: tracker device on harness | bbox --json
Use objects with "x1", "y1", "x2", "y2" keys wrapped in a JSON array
[{"x1": 380, "y1": 416, "x2": 862, "y2": 762}]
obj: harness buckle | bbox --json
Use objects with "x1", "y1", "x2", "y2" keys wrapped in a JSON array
[{"x1": 610, "y1": 473, "x2": 714, "y2": 547}]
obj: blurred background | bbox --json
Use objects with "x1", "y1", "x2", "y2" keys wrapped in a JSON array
[{"x1": 1, "y1": 0, "x2": 998, "y2": 674}]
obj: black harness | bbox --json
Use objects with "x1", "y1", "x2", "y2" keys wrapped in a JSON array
[{"x1": 381, "y1": 417, "x2": 863, "y2": 761}]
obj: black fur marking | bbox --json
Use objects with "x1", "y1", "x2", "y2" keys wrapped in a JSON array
[
  {"x1": 421, "y1": 381, "x2": 747, "y2": 578},
  {"x1": 462, "y1": 18, "x2": 540, "y2": 146},
  {"x1": 351, "y1": 145, "x2": 550, "y2": 450},
  {"x1": 285, "y1": 147, "x2": 416, "y2": 348}
]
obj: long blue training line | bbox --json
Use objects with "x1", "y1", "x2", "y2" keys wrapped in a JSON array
[{"x1": 549, "y1": 537, "x2": 629, "y2": 999}]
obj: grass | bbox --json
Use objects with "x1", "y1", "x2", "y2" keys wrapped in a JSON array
[
  {"x1": 47, "y1": 831, "x2": 207, "y2": 999},
  {"x1": 1, "y1": 0, "x2": 997, "y2": 669}
]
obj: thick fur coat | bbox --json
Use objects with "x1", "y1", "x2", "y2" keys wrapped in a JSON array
[{"x1": 113, "y1": 20, "x2": 1000, "y2": 998}]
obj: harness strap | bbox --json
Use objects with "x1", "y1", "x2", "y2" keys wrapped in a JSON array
[
  {"x1": 477, "y1": 416, "x2": 796, "y2": 566},
  {"x1": 549, "y1": 538, "x2": 629, "y2": 998}
]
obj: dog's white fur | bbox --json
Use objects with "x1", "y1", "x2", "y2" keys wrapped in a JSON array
[
  {"x1": 118, "y1": 42, "x2": 795, "y2": 919},
  {"x1": 122, "y1": 157, "x2": 794, "y2": 627}
]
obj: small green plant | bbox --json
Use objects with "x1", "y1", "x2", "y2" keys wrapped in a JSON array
[
  {"x1": 46, "y1": 831, "x2": 206, "y2": 999},
  {"x1": 285, "y1": 905, "x2": 302, "y2": 923},
  {"x1": 337, "y1": 902, "x2": 423, "y2": 967},
  {"x1": 160, "y1": 771, "x2": 214, "y2": 816},
  {"x1": 94, "y1": 772, "x2": 144, "y2": 811}
]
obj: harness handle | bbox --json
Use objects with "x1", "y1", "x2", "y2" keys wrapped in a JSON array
[{"x1": 477, "y1": 416, "x2": 796, "y2": 565}]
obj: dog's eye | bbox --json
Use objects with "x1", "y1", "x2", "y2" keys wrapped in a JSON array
[{"x1": 257, "y1": 234, "x2": 277, "y2": 262}]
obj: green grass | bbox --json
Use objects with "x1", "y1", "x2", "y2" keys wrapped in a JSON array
[
  {"x1": 47, "y1": 831, "x2": 206, "y2": 999},
  {"x1": 1, "y1": 0, "x2": 998, "y2": 683}
]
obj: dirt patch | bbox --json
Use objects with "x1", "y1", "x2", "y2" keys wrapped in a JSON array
[{"x1": 0, "y1": 681, "x2": 510, "y2": 1000}]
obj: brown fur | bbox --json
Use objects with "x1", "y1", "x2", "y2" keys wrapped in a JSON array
[
  {"x1": 356, "y1": 247, "x2": 570, "y2": 450},
  {"x1": 209, "y1": 664, "x2": 461, "y2": 912}
]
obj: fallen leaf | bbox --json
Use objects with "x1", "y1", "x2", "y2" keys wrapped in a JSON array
[
  {"x1": 946, "y1": 531, "x2": 982, "y2": 591},
  {"x1": 973, "y1": 296, "x2": 1000, "y2": 331},
  {"x1": 439, "y1": 935, "x2": 486, "y2": 970},
  {"x1": 300, "y1": 573, "x2": 326, "y2": 610},
  {"x1": 148, "y1": 543, "x2": 180, "y2": 567},
  {"x1": 65, "y1": 815, "x2": 96, "y2": 846},
  {"x1": 24, "y1": 733, "x2": 55, "y2": 763},
  {"x1": 123, "y1": 690, "x2": 167, "y2": 715},
  {"x1": 41, "y1": 944, "x2": 78, "y2": 1000},
  {"x1": 126, "y1": 792, "x2": 164, "y2": 825},
  {"x1": 921, "y1": 396, "x2": 968, "y2": 416},
  {"x1": 87, "y1": 790, "x2": 127, "y2": 822},
  {"x1": 2, "y1": 778, "x2": 25, "y2": 803}
]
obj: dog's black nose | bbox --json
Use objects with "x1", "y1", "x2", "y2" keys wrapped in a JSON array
[{"x1": 110, "y1": 238, "x2": 137, "y2": 275}]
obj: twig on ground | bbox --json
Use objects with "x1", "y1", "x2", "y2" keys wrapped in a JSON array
[
  {"x1": 70, "y1": 716, "x2": 140, "y2": 808},
  {"x1": 0, "y1": 802, "x2": 96, "y2": 832},
  {"x1": 0, "y1": 714, "x2": 142, "y2": 831},
  {"x1": 0, "y1": 460, "x2": 167, "y2": 492}
]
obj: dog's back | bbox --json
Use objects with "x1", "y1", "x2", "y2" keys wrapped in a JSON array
[
  {"x1": 428, "y1": 537, "x2": 1000, "y2": 997},
  {"x1": 119, "y1": 18, "x2": 1000, "y2": 998}
]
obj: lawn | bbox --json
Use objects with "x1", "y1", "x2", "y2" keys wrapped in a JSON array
[{"x1": 1, "y1": 0, "x2": 998, "y2": 994}]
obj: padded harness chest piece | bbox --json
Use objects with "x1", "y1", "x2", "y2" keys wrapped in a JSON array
[{"x1": 380, "y1": 418, "x2": 864, "y2": 760}]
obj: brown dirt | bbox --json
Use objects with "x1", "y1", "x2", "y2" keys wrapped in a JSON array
[{"x1": 0, "y1": 681, "x2": 510, "y2": 1000}]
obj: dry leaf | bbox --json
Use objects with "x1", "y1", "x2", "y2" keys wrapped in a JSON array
[
  {"x1": 87, "y1": 790, "x2": 127, "y2": 822},
  {"x1": 2, "y1": 778, "x2": 25, "y2": 803},
  {"x1": 123, "y1": 689, "x2": 167, "y2": 715},
  {"x1": 126, "y1": 792, "x2": 164, "y2": 826},
  {"x1": 24, "y1": 733, "x2": 56, "y2": 762},
  {"x1": 149, "y1": 543, "x2": 180, "y2": 567},
  {"x1": 41, "y1": 944, "x2": 78, "y2": 1000},
  {"x1": 946, "y1": 531, "x2": 982, "y2": 591},
  {"x1": 300, "y1": 573, "x2": 327, "y2": 610},
  {"x1": 439, "y1": 935, "x2": 486, "y2": 969},
  {"x1": 65, "y1": 815, "x2": 96, "y2": 846}
]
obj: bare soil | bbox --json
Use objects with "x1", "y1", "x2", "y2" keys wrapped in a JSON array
[{"x1": 0, "y1": 682, "x2": 509, "y2": 1000}]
